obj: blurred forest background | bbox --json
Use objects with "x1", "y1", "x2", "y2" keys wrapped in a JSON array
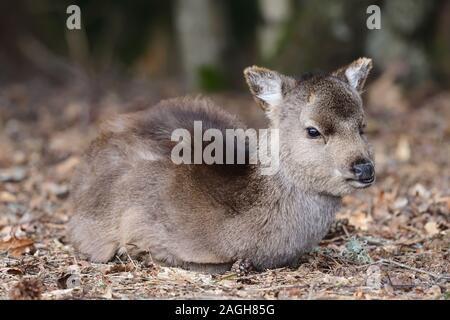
[{"x1": 1, "y1": 0, "x2": 450, "y2": 91}]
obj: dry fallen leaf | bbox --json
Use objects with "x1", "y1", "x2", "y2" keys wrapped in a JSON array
[
  {"x1": 348, "y1": 211, "x2": 373, "y2": 231},
  {"x1": 0, "y1": 237, "x2": 34, "y2": 257},
  {"x1": 353, "y1": 287, "x2": 365, "y2": 299},
  {"x1": 395, "y1": 136, "x2": 411, "y2": 162},
  {"x1": 0, "y1": 191, "x2": 17, "y2": 203},
  {"x1": 424, "y1": 221, "x2": 440, "y2": 236},
  {"x1": 9, "y1": 278, "x2": 44, "y2": 300},
  {"x1": 105, "y1": 263, "x2": 135, "y2": 274},
  {"x1": 55, "y1": 156, "x2": 80, "y2": 177},
  {"x1": 6, "y1": 268, "x2": 24, "y2": 275}
]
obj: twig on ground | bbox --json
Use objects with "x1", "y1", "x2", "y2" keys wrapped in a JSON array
[
  {"x1": 342, "y1": 225, "x2": 350, "y2": 238},
  {"x1": 379, "y1": 259, "x2": 449, "y2": 280},
  {"x1": 249, "y1": 284, "x2": 309, "y2": 292},
  {"x1": 124, "y1": 251, "x2": 138, "y2": 270},
  {"x1": 215, "y1": 273, "x2": 238, "y2": 282}
]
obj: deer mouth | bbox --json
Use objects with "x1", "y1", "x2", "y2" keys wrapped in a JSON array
[{"x1": 346, "y1": 176, "x2": 375, "y2": 188}]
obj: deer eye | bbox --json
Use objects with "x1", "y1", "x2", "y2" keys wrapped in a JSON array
[{"x1": 306, "y1": 127, "x2": 321, "y2": 138}]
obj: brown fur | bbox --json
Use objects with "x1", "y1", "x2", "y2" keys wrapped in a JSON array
[{"x1": 69, "y1": 58, "x2": 374, "y2": 273}]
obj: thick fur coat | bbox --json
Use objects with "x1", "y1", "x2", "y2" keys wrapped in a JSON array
[{"x1": 69, "y1": 58, "x2": 374, "y2": 273}]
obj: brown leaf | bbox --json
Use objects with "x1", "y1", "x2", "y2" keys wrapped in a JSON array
[
  {"x1": 0, "y1": 237, "x2": 35, "y2": 257},
  {"x1": 6, "y1": 268, "x2": 24, "y2": 275},
  {"x1": 105, "y1": 263, "x2": 135, "y2": 274},
  {"x1": 0, "y1": 191, "x2": 17, "y2": 203},
  {"x1": 9, "y1": 278, "x2": 44, "y2": 300},
  {"x1": 55, "y1": 156, "x2": 80, "y2": 177},
  {"x1": 353, "y1": 287, "x2": 365, "y2": 299},
  {"x1": 348, "y1": 211, "x2": 373, "y2": 231}
]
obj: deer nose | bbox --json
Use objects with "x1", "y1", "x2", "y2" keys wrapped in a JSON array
[{"x1": 352, "y1": 160, "x2": 375, "y2": 183}]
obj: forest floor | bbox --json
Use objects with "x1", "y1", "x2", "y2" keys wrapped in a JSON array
[{"x1": 0, "y1": 75, "x2": 449, "y2": 300}]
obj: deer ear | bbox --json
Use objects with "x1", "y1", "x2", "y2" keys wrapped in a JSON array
[
  {"x1": 333, "y1": 57, "x2": 373, "y2": 92},
  {"x1": 244, "y1": 66, "x2": 295, "y2": 110}
]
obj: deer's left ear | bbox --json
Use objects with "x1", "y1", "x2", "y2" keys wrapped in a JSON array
[
  {"x1": 333, "y1": 57, "x2": 373, "y2": 92},
  {"x1": 244, "y1": 66, "x2": 296, "y2": 111}
]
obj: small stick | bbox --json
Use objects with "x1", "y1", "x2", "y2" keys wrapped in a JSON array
[
  {"x1": 342, "y1": 225, "x2": 350, "y2": 238},
  {"x1": 115, "y1": 254, "x2": 125, "y2": 265},
  {"x1": 399, "y1": 225, "x2": 423, "y2": 236},
  {"x1": 125, "y1": 250, "x2": 138, "y2": 270},
  {"x1": 379, "y1": 259, "x2": 447, "y2": 280},
  {"x1": 320, "y1": 236, "x2": 345, "y2": 244},
  {"x1": 215, "y1": 273, "x2": 238, "y2": 282}
]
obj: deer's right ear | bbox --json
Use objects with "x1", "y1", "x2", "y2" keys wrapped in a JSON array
[
  {"x1": 244, "y1": 66, "x2": 295, "y2": 111},
  {"x1": 332, "y1": 57, "x2": 373, "y2": 93}
]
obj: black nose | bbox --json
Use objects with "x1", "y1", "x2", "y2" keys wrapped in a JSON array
[{"x1": 352, "y1": 159, "x2": 375, "y2": 182}]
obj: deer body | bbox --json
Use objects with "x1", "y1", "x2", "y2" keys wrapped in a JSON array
[{"x1": 69, "y1": 58, "x2": 374, "y2": 272}]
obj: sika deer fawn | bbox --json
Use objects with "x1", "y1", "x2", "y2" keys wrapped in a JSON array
[{"x1": 69, "y1": 58, "x2": 374, "y2": 273}]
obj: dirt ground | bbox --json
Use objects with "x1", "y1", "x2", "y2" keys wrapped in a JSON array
[{"x1": 0, "y1": 75, "x2": 449, "y2": 300}]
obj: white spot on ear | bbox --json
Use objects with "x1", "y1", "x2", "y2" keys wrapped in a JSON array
[
  {"x1": 244, "y1": 66, "x2": 283, "y2": 107},
  {"x1": 257, "y1": 90, "x2": 282, "y2": 106},
  {"x1": 341, "y1": 57, "x2": 373, "y2": 92},
  {"x1": 345, "y1": 66, "x2": 362, "y2": 89}
]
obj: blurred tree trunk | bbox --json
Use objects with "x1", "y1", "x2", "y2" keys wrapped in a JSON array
[
  {"x1": 174, "y1": 0, "x2": 226, "y2": 90},
  {"x1": 65, "y1": 27, "x2": 91, "y2": 73},
  {"x1": 257, "y1": 0, "x2": 290, "y2": 61},
  {"x1": 365, "y1": 0, "x2": 433, "y2": 86}
]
